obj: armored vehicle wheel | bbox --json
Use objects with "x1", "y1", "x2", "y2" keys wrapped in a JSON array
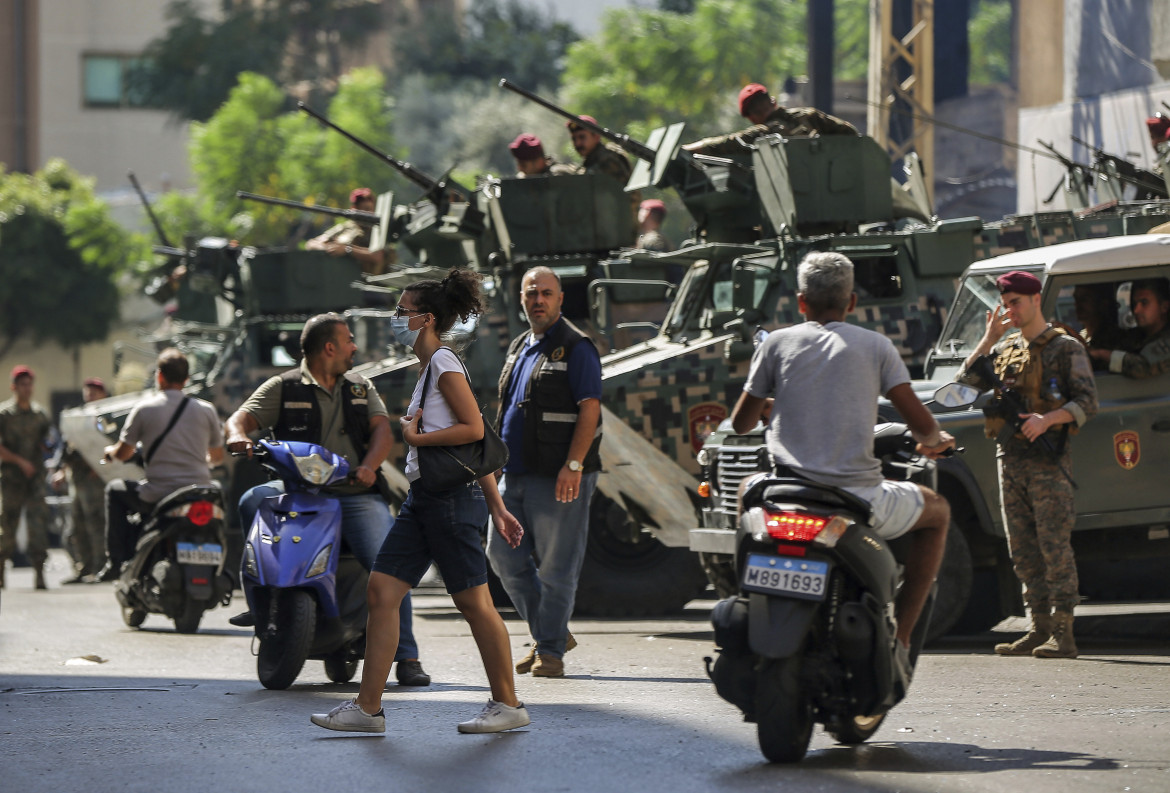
[
  {"x1": 324, "y1": 654, "x2": 358, "y2": 684},
  {"x1": 756, "y1": 654, "x2": 813, "y2": 763},
  {"x1": 925, "y1": 521, "x2": 973, "y2": 644},
  {"x1": 574, "y1": 494, "x2": 708, "y2": 617},
  {"x1": 698, "y1": 552, "x2": 737, "y2": 599},
  {"x1": 173, "y1": 598, "x2": 205, "y2": 634},
  {"x1": 828, "y1": 712, "x2": 886, "y2": 744},
  {"x1": 257, "y1": 589, "x2": 316, "y2": 690},
  {"x1": 121, "y1": 606, "x2": 147, "y2": 629}
]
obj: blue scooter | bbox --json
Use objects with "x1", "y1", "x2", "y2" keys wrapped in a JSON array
[{"x1": 240, "y1": 439, "x2": 370, "y2": 690}]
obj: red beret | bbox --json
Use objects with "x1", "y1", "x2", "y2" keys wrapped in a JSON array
[
  {"x1": 738, "y1": 83, "x2": 769, "y2": 117},
  {"x1": 349, "y1": 187, "x2": 373, "y2": 205},
  {"x1": 84, "y1": 377, "x2": 106, "y2": 390},
  {"x1": 10, "y1": 365, "x2": 33, "y2": 382},
  {"x1": 566, "y1": 115, "x2": 598, "y2": 132},
  {"x1": 509, "y1": 133, "x2": 545, "y2": 161},
  {"x1": 1147, "y1": 114, "x2": 1170, "y2": 141},
  {"x1": 996, "y1": 270, "x2": 1042, "y2": 296},
  {"x1": 640, "y1": 199, "x2": 666, "y2": 214}
]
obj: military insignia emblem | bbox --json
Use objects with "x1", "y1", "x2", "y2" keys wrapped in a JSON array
[
  {"x1": 689, "y1": 402, "x2": 728, "y2": 454},
  {"x1": 550, "y1": 346, "x2": 566, "y2": 362},
  {"x1": 1114, "y1": 431, "x2": 1140, "y2": 470},
  {"x1": 350, "y1": 383, "x2": 367, "y2": 398}
]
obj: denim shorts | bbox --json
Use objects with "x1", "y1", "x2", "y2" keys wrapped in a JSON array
[{"x1": 372, "y1": 481, "x2": 489, "y2": 594}]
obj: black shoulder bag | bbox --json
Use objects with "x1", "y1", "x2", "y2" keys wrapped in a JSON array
[{"x1": 415, "y1": 349, "x2": 509, "y2": 491}]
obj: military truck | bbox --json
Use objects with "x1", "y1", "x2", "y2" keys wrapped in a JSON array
[{"x1": 690, "y1": 230, "x2": 1170, "y2": 639}]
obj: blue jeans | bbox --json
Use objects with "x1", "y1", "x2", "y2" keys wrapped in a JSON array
[
  {"x1": 239, "y1": 483, "x2": 418, "y2": 661},
  {"x1": 486, "y1": 471, "x2": 597, "y2": 659}
]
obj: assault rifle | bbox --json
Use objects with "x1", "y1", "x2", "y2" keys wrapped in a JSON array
[
  {"x1": 968, "y1": 355, "x2": 1077, "y2": 488},
  {"x1": 1037, "y1": 141, "x2": 1092, "y2": 208}
]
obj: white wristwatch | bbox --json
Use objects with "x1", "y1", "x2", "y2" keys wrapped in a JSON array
[{"x1": 567, "y1": 459, "x2": 582, "y2": 472}]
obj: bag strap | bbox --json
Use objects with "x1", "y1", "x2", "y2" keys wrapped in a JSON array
[{"x1": 143, "y1": 396, "x2": 191, "y2": 465}]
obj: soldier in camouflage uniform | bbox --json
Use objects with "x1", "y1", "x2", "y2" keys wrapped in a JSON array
[
  {"x1": 508, "y1": 133, "x2": 581, "y2": 178},
  {"x1": 306, "y1": 187, "x2": 392, "y2": 277},
  {"x1": 1088, "y1": 278, "x2": 1170, "y2": 378},
  {"x1": 0, "y1": 366, "x2": 54, "y2": 590},
  {"x1": 566, "y1": 116, "x2": 641, "y2": 234},
  {"x1": 55, "y1": 377, "x2": 110, "y2": 582},
  {"x1": 683, "y1": 82, "x2": 857, "y2": 158},
  {"x1": 957, "y1": 271, "x2": 1098, "y2": 659},
  {"x1": 635, "y1": 199, "x2": 672, "y2": 253}
]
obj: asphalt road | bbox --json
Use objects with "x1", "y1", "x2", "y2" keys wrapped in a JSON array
[{"x1": 2, "y1": 551, "x2": 1168, "y2": 793}]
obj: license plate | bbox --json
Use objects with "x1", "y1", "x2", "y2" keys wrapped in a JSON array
[
  {"x1": 176, "y1": 542, "x2": 223, "y2": 566},
  {"x1": 742, "y1": 554, "x2": 829, "y2": 601}
]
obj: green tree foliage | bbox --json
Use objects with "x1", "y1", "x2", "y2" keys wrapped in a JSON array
[
  {"x1": 969, "y1": 0, "x2": 1012, "y2": 85},
  {"x1": 130, "y1": 0, "x2": 383, "y2": 122},
  {"x1": 391, "y1": 0, "x2": 579, "y2": 91},
  {"x1": 0, "y1": 160, "x2": 148, "y2": 357},
  {"x1": 158, "y1": 68, "x2": 400, "y2": 248}
]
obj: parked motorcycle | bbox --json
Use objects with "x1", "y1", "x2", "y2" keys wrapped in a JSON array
[
  {"x1": 115, "y1": 484, "x2": 233, "y2": 633},
  {"x1": 706, "y1": 387, "x2": 971, "y2": 763},
  {"x1": 239, "y1": 439, "x2": 369, "y2": 690}
]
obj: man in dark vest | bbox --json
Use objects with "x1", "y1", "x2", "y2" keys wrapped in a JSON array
[
  {"x1": 223, "y1": 313, "x2": 429, "y2": 686},
  {"x1": 487, "y1": 266, "x2": 603, "y2": 678}
]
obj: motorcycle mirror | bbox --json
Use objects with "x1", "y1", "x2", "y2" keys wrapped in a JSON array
[{"x1": 932, "y1": 382, "x2": 981, "y2": 408}]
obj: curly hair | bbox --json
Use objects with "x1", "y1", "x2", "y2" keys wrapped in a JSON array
[{"x1": 402, "y1": 268, "x2": 485, "y2": 334}]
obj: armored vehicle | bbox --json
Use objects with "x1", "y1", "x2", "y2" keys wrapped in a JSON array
[{"x1": 692, "y1": 231, "x2": 1170, "y2": 639}]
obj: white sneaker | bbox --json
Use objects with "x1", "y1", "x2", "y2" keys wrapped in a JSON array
[
  {"x1": 457, "y1": 699, "x2": 531, "y2": 734},
  {"x1": 310, "y1": 699, "x2": 385, "y2": 733}
]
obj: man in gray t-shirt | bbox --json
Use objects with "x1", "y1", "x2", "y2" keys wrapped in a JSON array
[
  {"x1": 97, "y1": 348, "x2": 223, "y2": 580},
  {"x1": 731, "y1": 252, "x2": 953, "y2": 654}
]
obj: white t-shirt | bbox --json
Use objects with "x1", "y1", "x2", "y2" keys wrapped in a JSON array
[{"x1": 404, "y1": 347, "x2": 466, "y2": 480}]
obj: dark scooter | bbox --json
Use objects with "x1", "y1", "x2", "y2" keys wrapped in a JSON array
[
  {"x1": 707, "y1": 387, "x2": 969, "y2": 763},
  {"x1": 115, "y1": 484, "x2": 233, "y2": 633},
  {"x1": 239, "y1": 439, "x2": 369, "y2": 690}
]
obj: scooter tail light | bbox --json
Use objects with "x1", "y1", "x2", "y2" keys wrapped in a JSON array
[
  {"x1": 811, "y1": 515, "x2": 851, "y2": 548},
  {"x1": 187, "y1": 501, "x2": 214, "y2": 526},
  {"x1": 306, "y1": 545, "x2": 333, "y2": 578},
  {"x1": 762, "y1": 509, "x2": 828, "y2": 542}
]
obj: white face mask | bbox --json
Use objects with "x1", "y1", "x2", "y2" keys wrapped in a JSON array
[{"x1": 391, "y1": 316, "x2": 420, "y2": 347}]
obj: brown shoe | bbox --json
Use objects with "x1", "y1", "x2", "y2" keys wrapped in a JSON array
[
  {"x1": 532, "y1": 655, "x2": 564, "y2": 678},
  {"x1": 994, "y1": 612, "x2": 1053, "y2": 656},
  {"x1": 515, "y1": 633, "x2": 577, "y2": 675},
  {"x1": 1033, "y1": 611, "x2": 1078, "y2": 659}
]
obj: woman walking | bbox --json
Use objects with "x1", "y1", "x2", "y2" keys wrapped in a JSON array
[{"x1": 311, "y1": 268, "x2": 528, "y2": 734}]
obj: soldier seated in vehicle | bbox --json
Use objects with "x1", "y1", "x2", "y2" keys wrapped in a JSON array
[
  {"x1": 508, "y1": 133, "x2": 581, "y2": 178},
  {"x1": 1088, "y1": 277, "x2": 1170, "y2": 378},
  {"x1": 683, "y1": 82, "x2": 857, "y2": 158},
  {"x1": 1071, "y1": 283, "x2": 1129, "y2": 367},
  {"x1": 306, "y1": 187, "x2": 392, "y2": 277}
]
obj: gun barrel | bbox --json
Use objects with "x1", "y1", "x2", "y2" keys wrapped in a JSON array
[
  {"x1": 296, "y1": 102, "x2": 470, "y2": 202},
  {"x1": 128, "y1": 171, "x2": 174, "y2": 249},
  {"x1": 235, "y1": 191, "x2": 381, "y2": 224},
  {"x1": 498, "y1": 78, "x2": 657, "y2": 162}
]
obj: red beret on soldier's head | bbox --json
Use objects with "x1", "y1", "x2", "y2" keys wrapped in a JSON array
[
  {"x1": 509, "y1": 133, "x2": 545, "y2": 161},
  {"x1": 566, "y1": 115, "x2": 598, "y2": 132},
  {"x1": 738, "y1": 83, "x2": 770, "y2": 117},
  {"x1": 640, "y1": 199, "x2": 667, "y2": 214},
  {"x1": 1147, "y1": 114, "x2": 1170, "y2": 141},
  {"x1": 84, "y1": 376, "x2": 106, "y2": 390},
  {"x1": 349, "y1": 187, "x2": 373, "y2": 205},
  {"x1": 996, "y1": 270, "x2": 1043, "y2": 296},
  {"x1": 10, "y1": 365, "x2": 34, "y2": 383}
]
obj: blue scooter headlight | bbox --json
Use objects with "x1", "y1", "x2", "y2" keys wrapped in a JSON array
[
  {"x1": 306, "y1": 544, "x2": 333, "y2": 578},
  {"x1": 292, "y1": 452, "x2": 342, "y2": 485},
  {"x1": 243, "y1": 542, "x2": 259, "y2": 578}
]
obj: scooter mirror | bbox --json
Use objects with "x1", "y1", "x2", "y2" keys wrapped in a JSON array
[{"x1": 932, "y1": 382, "x2": 981, "y2": 408}]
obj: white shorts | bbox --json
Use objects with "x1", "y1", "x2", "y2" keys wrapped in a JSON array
[{"x1": 843, "y1": 480, "x2": 925, "y2": 541}]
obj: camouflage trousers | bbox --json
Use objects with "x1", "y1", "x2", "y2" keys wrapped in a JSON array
[
  {"x1": 66, "y1": 474, "x2": 107, "y2": 575},
  {"x1": 997, "y1": 451, "x2": 1079, "y2": 613},
  {"x1": 0, "y1": 473, "x2": 50, "y2": 566}
]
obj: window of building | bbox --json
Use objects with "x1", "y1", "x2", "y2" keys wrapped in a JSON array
[{"x1": 82, "y1": 54, "x2": 155, "y2": 109}]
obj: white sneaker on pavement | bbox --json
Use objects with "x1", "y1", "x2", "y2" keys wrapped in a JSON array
[
  {"x1": 457, "y1": 699, "x2": 531, "y2": 734},
  {"x1": 310, "y1": 699, "x2": 385, "y2": 733}
]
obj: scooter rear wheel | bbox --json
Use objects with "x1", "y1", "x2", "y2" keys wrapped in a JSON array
[
  {"x1": 756, "y1": 654, "x2": 813, "y2": 763},
  {"x1": 257, "y1": 589, "x2": 316, "y2": 690},
  {"x1": 828, "y1": 713, "x2": 886, "y2": 744},
  {"x1": 173, "y1": 598, "x2": 205, "y2": 634}
]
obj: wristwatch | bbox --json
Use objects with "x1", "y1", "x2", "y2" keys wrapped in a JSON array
[
  {"x1": 344, "y1": 245, "x2": 354, "y2": 256},
  {"x1": 567, "y1": 459, "x2": 582, "y2": 472}
]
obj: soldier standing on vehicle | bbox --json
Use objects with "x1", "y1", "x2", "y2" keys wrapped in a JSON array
[
  {"x1": 682, "y1": 82, "x2": 857, "y2": 157},
  {"x1": 56, "y1": 377, "x2": 111, "y2": 583},
  {"x1": 305, "y1": 187, "x2": 391, "y2": 277},
  {"x1": 635, "y1": 199, "x2": 672, "y2": 253},
  {"x1": 957, "y1": 270, "x2": 1098, "y2": 659},
  {"x1": 0, "y1": 366, "x2": 54, "y2": 590},
  {"x1": 1088, "y1": 278, "x2": 1170, "y2": 379},
  {"x1": 487, "y1": 266, "x2": 603, "y2": 678},
  {"x1": 730, "y1": 252, "x2": 954, "y2": 680},
  {"x1": 508, "y1": 133, "x2": 581, "y2": 178},
  {"x1": 566, "y1": 115, "x2": 633, "y2": 185},
  {"x1": 224, "y1": 313, "x2": 430, "y2": 687}
]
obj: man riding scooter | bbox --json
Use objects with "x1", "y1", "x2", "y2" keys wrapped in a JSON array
[
  {"x1": 224, "y1": 313, "x2": 430, "y2": 687},
  {"x1": 729, "y1": 252, "x2": 954, "y2": 682}
]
